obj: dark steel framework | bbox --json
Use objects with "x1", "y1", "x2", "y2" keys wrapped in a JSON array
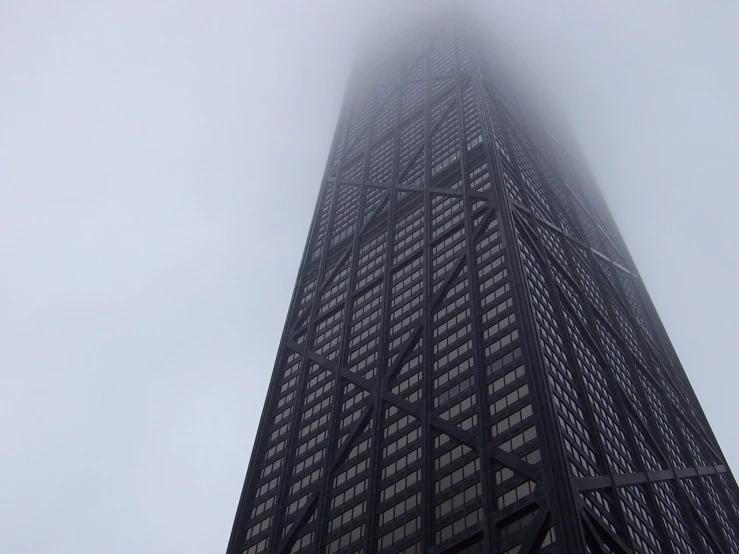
[{"x1": 227, "y1": 20, "x2": 739, "y2": 554}]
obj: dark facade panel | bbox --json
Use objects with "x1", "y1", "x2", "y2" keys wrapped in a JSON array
[{"x1": 227, "y1": 19, "x2": 739, "y2": 554}]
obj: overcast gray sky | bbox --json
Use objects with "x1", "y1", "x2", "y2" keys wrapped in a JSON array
[{"x1": 1, "y1": 1, "x2": 737, "y2": 553}]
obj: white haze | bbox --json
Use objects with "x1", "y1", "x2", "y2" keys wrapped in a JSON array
[{"x1": 1, "y1": 1, "x2": 737, "y2": 552}]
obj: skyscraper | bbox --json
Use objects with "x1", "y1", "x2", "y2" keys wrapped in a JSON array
[{"x1": 227, "y1": 17, "x2": 739, "y2": 554}]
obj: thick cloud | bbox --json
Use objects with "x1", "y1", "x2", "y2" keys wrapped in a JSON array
[{"x1": 1, "y1": 2, "x2": 736, "y2": 552}]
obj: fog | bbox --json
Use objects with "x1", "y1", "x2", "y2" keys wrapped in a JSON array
[{"x1": 1, "y1": 1, "x2": 737, "y2": 552}]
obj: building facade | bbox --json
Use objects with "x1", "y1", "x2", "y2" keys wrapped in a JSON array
[{"x1": 227, "y1": 20, "x2": 739, "y2": 554}]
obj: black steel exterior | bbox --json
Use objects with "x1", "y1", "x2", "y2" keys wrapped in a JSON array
[{"x1": 227, "y1": 20, "x2": 739, "y2": 554}]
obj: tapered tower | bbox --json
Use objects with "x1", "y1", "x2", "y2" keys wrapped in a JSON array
[{"x1": 227, "y1": 18, "x2": 739, "y2": 554}]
